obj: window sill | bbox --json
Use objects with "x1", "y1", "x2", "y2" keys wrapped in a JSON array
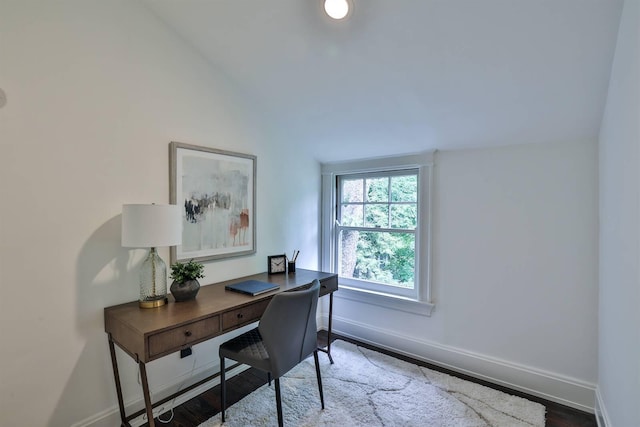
[{"x1": 335, "y1": 284, "x2": 435, "y2": 317}]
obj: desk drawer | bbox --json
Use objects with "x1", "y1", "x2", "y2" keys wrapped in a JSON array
[
  {"x1": 148, "y1": 315, "x2": 220, "y2": 358},
  {"x1": 222, "y1": 299, "x2": 270, "y2": 331},
  {"x1": 320, "y1": 276, "x2": 338, "y2": 296}
]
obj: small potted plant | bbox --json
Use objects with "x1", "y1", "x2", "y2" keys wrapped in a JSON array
[{"x1": 169, "y1": 259, "x2": 205, "y2": 302}]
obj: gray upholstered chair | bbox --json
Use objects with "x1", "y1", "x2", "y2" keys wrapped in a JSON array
[{"x1": 219, "y1": 279, "x2": 324, "y2": 426}]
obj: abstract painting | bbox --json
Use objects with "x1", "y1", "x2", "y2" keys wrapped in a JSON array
[{"x1": 170, "y1": 142, "x2": 256, "y2": 263}]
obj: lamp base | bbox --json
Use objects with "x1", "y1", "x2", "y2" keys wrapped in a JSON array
[
  {"x1": 139, "y1": 296, "x2": 168, "y2": 309},
  {"x1": 138, "y1": 247, "x2": 168, "y2": 308}
]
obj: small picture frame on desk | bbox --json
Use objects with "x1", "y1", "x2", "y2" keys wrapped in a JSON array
[{"x1": 267, "y1": 254, "x2": 287, "y2": 274}]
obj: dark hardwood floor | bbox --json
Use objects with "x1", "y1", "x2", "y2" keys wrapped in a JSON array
[{"x1": 146, "y1": 331, "x2": 596, "y2": 427}]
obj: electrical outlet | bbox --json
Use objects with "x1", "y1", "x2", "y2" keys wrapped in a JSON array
[{"x1": 180, "y1": 347, "x2": 192, "y2": 358}]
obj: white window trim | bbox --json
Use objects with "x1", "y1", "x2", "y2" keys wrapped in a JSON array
[
  {"x1": 336, "y1": 285, "x2": 435, "y2": 316},
  {"x1": 321, "y1": 152, "x2": 435, "y2": 316}
]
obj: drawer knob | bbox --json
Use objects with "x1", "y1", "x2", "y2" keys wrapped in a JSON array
[
  {"x1": 237, "y1": 313, "x2": 244, "y2": 319},
  {"x1": 184, "y1": 330, "x2": 192, "y2": 337}
]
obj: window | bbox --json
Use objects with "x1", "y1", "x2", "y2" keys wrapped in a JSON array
[
  {"x1": 321, "y1": 153, "x2": 434, "y2": 314},
  {"x1": 337, "y1": 171, "x2": 418, "y2": 298}
]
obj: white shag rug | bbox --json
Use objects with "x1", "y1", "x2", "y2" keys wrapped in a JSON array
[{"x1": 199, "y1": 340, "x2": 545, "y2": 427}]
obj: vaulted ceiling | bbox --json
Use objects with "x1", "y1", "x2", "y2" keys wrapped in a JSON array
[{"x1": 141, "y1": 0, "x2": 623, "y2": 162}]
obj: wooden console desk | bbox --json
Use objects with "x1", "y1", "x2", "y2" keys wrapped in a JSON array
[{"x1": 104, "y1": 269, "x2": 338, "y2": 427}]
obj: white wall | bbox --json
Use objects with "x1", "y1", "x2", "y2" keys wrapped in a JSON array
[
  {"x1": 332, "y1": 140, "x2": 599, "y2": 410},
  {"x1": 597, "y1": 0, "x2": 640, "y2": 425},
  {"x1": 0, "y1": 1, "x2": 320, "y2": 426}
]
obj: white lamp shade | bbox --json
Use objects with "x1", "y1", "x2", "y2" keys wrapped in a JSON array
[{"x1": 122, "y1": 204, "x2": 182, "y2": 248}]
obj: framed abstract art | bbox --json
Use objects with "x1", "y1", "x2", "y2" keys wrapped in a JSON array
[{"x1": 169, "y1": 141, "x2": 256, "y2": 263}]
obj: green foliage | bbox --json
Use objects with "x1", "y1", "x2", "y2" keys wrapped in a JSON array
[
  {"x1": 170, "y1": 259, "x2": 205, "y2": 283},
  {"x1": 350, "y1": 231, "x2": 414, "y2": 286},
  {"x1": 390, "y1": 174, "x2": 417, "y2": 202}
]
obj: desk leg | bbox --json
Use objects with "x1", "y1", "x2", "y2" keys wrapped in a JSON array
[
  {"x1": 108, "y1": 336, "x2": 130, "y2": 427},
  {"x1": 318, "y1": 292, "x2": 335, "y2": 364},
  {"x1": 139, "y1": 362, "x2": 155, "y2": 427},
  {"x1": 326, "y1": 292, "x2": 334, "y2": 364}
]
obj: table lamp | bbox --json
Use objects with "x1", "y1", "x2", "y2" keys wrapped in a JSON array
[{"x1": 122, "y1": 204, "x2": 182, "y2": 308}]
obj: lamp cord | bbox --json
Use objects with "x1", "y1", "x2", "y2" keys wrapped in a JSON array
[{"x1": 137, "y1": 355, "x2": 199, "y2": 424}]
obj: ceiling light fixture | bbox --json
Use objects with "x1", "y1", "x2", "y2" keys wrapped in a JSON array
[{"x1": 324, "y1": 0, "x2": 350, "y2": 20}]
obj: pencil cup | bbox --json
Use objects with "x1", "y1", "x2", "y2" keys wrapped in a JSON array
[{"x1": 288, "y1": 261, "x2": 296, "y2": 273}]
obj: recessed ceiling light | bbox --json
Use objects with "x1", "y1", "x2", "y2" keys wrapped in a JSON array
[{"x1": 324, "y1": 0, "x2": 350, "y2": 20}]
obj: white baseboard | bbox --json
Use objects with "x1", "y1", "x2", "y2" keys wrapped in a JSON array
[
  {"x1": 325, "y1": 314, "x2": 596, "y2": 413},
  {"x1": 595, "y1": 386, "x2": 611, "y2": 427},
  {"x1": 73, "y1": 362, "x2": 249, "y2": 427}
]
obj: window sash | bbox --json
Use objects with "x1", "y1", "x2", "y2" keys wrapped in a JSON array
[{"x1": 335, "y1": 169, "x2": 419, "y2": 299}]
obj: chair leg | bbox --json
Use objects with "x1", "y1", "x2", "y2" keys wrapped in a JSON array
[
  {"x1": 314, "y1": 350, "x2": 325, "y2": 409},
  {"x1": 220, "y1": 356, "x2": 226, "y2": 423},
  {"x1": 274, "y1": 378, "x2": 283, "y2": 427},
  {"x1": 268, "y1": 372, "x2": 272, "y2": 386}
]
